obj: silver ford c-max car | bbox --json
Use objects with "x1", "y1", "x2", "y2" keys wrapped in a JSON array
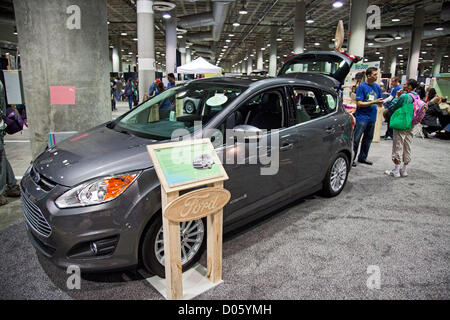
[{"x1": 20, "y1": 52, "x2": 359, "y2": 277}]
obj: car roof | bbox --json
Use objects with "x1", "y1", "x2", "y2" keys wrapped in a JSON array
[{"x1": 185, "y1": 75, "x2": 337, "y2": 94}]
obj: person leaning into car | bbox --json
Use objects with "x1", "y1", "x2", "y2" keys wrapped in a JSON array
[
  {"x1": 352, "y1": 67, "x2": 384, "y2": 167},
  {"x1": 0, "y1": 79, "x2": 20, "y2": 206}
]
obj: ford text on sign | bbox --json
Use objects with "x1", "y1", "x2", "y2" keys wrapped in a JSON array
[{"x1": 164, "y1": 187, "x2": 231, "y2": 222}]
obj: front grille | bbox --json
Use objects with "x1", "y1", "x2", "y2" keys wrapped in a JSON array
[
  {"x1": 21, "y1": 195, "x2": 52, "y2": 237},
  {"x1": 28, "y1": 228, "x2": 56, "y2": 256},
  {"x1": 30, "y1": 166, "x2": 56, "y2": 192}
]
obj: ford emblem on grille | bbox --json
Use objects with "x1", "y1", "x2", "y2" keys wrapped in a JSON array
[{"x1": 33, "y1": 171, "x2": 41, "y2": 183}]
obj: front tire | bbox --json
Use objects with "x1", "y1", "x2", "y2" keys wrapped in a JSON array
[
  {"x1": 141, "y1": 214, "x2": 206, "y2": 278},
  {"x1": 322, "y1": 152, "x2": 349, "y2": 197}
]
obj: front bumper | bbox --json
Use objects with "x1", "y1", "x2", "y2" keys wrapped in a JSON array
[{"x1": 20, "y1": 167, "x2": 160, "y2": 272}]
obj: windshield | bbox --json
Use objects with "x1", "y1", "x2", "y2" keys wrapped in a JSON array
[{"x1": 115, "y1": 83, "x2": 246, "y2": 140}]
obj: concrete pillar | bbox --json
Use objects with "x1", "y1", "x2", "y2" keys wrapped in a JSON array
[
  {"x1": 186, "y1": 47, "x2": 191, "y2": 64},
  {"x1": 112, "y1": 47, "x2": 120, "y2": 72},
  {"x1": 348, "y1": 0, "x2": 368, "y2": 57},
  {"x1": 433, "y1": 49, "x2": 443, "y2": 77},
  {"x1": 269, "y1": 25, "x2": 278, "y2": 77},
  {"x1": 384, "y1": 46, "x2": 392, "y2": 74},
  {"x1": 406, "y1": 5, "x2": 424, "y2": 80},
  {"x1": 130, "y1": 54, "x2": 137, "y2": 72},
  {"x1": 256, "y1": 38, "x2": 264, "y2": 70},
  {"x1": 241, "y1": 60, "x2": 246, "y2": 74},
  {"x1": 137, "y1": 0, "x2": 155, "y2": 102},
  {"x1": 117, "y1": 38, "x2": 123, "y2": 73},
  {"x1": 179, "y1": 38, "x2": 186, "y2": 66},
  {"x1": 294, "y1": 0, "x2": 305, "y2": 54},
  {"x1": 390, "y1": 54, "x2": 397, "y2": 77},
  {"x1": 14, "y1": 0, "x2": 110, "y2": 158},
  {"x1": 165, "y1": 17, "x2": 177, "y2": 75},
  {"x1": 247, "y1": 54, "x2": 253, "y2": 75}
]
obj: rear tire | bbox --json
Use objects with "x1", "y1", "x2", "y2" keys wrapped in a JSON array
[
  {"x1": 322, "y1": 152, "x2": 349, "y2": 197},
  {"x1": 141, "y1": 214, "x2": 206, "y2": 278}
]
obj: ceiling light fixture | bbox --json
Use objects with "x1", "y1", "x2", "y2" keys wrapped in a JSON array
[
  {"x1": 121, "y1": 32, "x2": 127, "y2": 36},
  {"x1": 162, "y1": 12, "x2": 171, "y2": 19},
  {"x1": 332, "y1": 1, "x2": 343, "y2": 8},
  {"x1": 233, "y1": 22, "x2": 240, "y2": 27},
  {"x1": 239, "y1": 0, "x2": 248, "y2": 14},
  {"x1": 392, "y1": 18, "x2": 400, "y2": 22},
  {"x1": 306, "y1": 15, "x2": 314, "y2": 24},
  {"x1": 435, "y1": 27, "x2": 444, "y2": 31}
]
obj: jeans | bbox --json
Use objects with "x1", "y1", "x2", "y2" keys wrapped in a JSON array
[
  {"x1": 0, "y1": 135, "x2": 17, "y2": 195},
  {"x1": 353, "y1": 121, "x2": 375, "y2": 162},
  {"x1": 383, "y1": 109, "x2": 393, "y2": 138},
  {"x1": 128, "y1": 95, "x2": 133, "y2": 109}
]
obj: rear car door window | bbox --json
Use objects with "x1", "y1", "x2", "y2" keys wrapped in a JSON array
[{"x1": 292, "y1": 88, "x2": 327, "y2": 124}]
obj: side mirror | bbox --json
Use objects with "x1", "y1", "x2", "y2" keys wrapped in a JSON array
[{"x1": 232, "y1": 125, "x2": 263, "y2": 141}]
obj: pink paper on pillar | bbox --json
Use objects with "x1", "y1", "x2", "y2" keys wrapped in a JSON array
[{"x1": 50, "y1": 86, "x2": 76, "y2": 105}]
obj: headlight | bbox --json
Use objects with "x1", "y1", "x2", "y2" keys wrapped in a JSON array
[{"x1": 55, "y1": 172, "x2": 140, "y2": 208}]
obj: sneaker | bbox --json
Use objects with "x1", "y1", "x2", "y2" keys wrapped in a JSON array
[
  {"x1": 4, "y1": 185, "x2": 20, "y2": 197},
  {"x1": 0, "y1": 195, "x2": 8, "y2": 206},
  {"x1": 384, "y1": 136, "x2": 393, "y2": 140},
  {"x1": 384, "y1": 169, "x2": 401, "y2": 178},
  {"x1": 400, "y1": 168, "x2": 408, "y2": 177}
]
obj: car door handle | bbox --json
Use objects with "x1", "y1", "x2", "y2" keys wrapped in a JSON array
[
  {"x1": 325, "y1": 127, "x2": 336, "y2": 134},
  {"x1": 280, "y1": 143, "x2": 293, "y2": 151}
]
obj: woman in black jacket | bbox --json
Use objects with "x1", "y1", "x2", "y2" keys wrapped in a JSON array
[{"x1": 421, "y1": 100, "x2": 443, "y2": 137}]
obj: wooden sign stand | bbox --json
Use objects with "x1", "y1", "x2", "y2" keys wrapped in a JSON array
[{"x1": 147, "y1": 139, "x2": 230, "y2": 300}]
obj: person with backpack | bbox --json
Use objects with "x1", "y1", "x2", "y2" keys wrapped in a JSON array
[
  {"x1": 125, "y1": 78, "x2": 134, "y2": 110},
  {"x1": 382, "y1": 76, "x2": 402, "y2": 140},
  {"x1": 0, "y1": 79, "x2": 20, "y2": 206},
  {"x1": 384, "y1": 78, "x2": 424, "y2": 178}
]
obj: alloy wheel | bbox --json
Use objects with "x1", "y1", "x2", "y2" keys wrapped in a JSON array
[
  {"x1": 330, "y1": 157, "x2": 347, "y2": 192},
  {"x1": 154, "y1": 219, "x2": 205, "y2": 266}
]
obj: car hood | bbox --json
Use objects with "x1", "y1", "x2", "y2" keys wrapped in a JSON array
[{"x1": 33, "y1": 125, "x2": 160, "y2": 187}]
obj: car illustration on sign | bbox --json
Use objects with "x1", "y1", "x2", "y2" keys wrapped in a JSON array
[{"x1": 192, "y1": 154, "x2": 215, "y2": 170}]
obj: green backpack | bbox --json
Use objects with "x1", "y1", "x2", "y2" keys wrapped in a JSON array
[{"x1": 389, "y1": 94, "x2": 414, "y2": 131}]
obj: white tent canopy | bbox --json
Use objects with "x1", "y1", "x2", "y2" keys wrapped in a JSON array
[{"x1": 176, "y1": 57, "x2": 222, "y2": 74}]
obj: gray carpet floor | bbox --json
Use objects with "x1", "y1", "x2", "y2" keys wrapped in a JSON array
[{"x1": 1, "y1": 134, "x2": 449, "y2": 300}]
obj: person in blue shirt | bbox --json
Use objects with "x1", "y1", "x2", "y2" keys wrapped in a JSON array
[
  {"x1": 167, "y1": 73, "x2": 176, "y2": 88},
  {"x1": 382, "y1": 77, "x2": 402, "y2": 140},
  {"x1": 353, "y1": 67, "x2": 384, "y2": 167}
]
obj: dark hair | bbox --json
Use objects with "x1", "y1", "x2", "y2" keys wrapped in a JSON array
[
  {"x1": 168, "y1": 73, "x2": 175, "y2": 80},
  {"x1": 406, "y1": 79, "x2": 418, "y2": 90},
  {"x1": 157, "y1": 82, "x2": 165, "y2": 92},
  {"x1": 366, "y1": 67, "x2": 378, "y2": 76},
  {"x1": 428, "y1": 88, "x2": 437, "y2": 100},
  {"x1": 355, "y1": 72, "x2": 365, "y2": 81},
  {"x1": 392, "y1": 76, "x2": 399, "y2": 83}
]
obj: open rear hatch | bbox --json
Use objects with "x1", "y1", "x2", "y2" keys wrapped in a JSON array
[{"x1": 278, "y1": 51, "x2": 362, "y2": 86}]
